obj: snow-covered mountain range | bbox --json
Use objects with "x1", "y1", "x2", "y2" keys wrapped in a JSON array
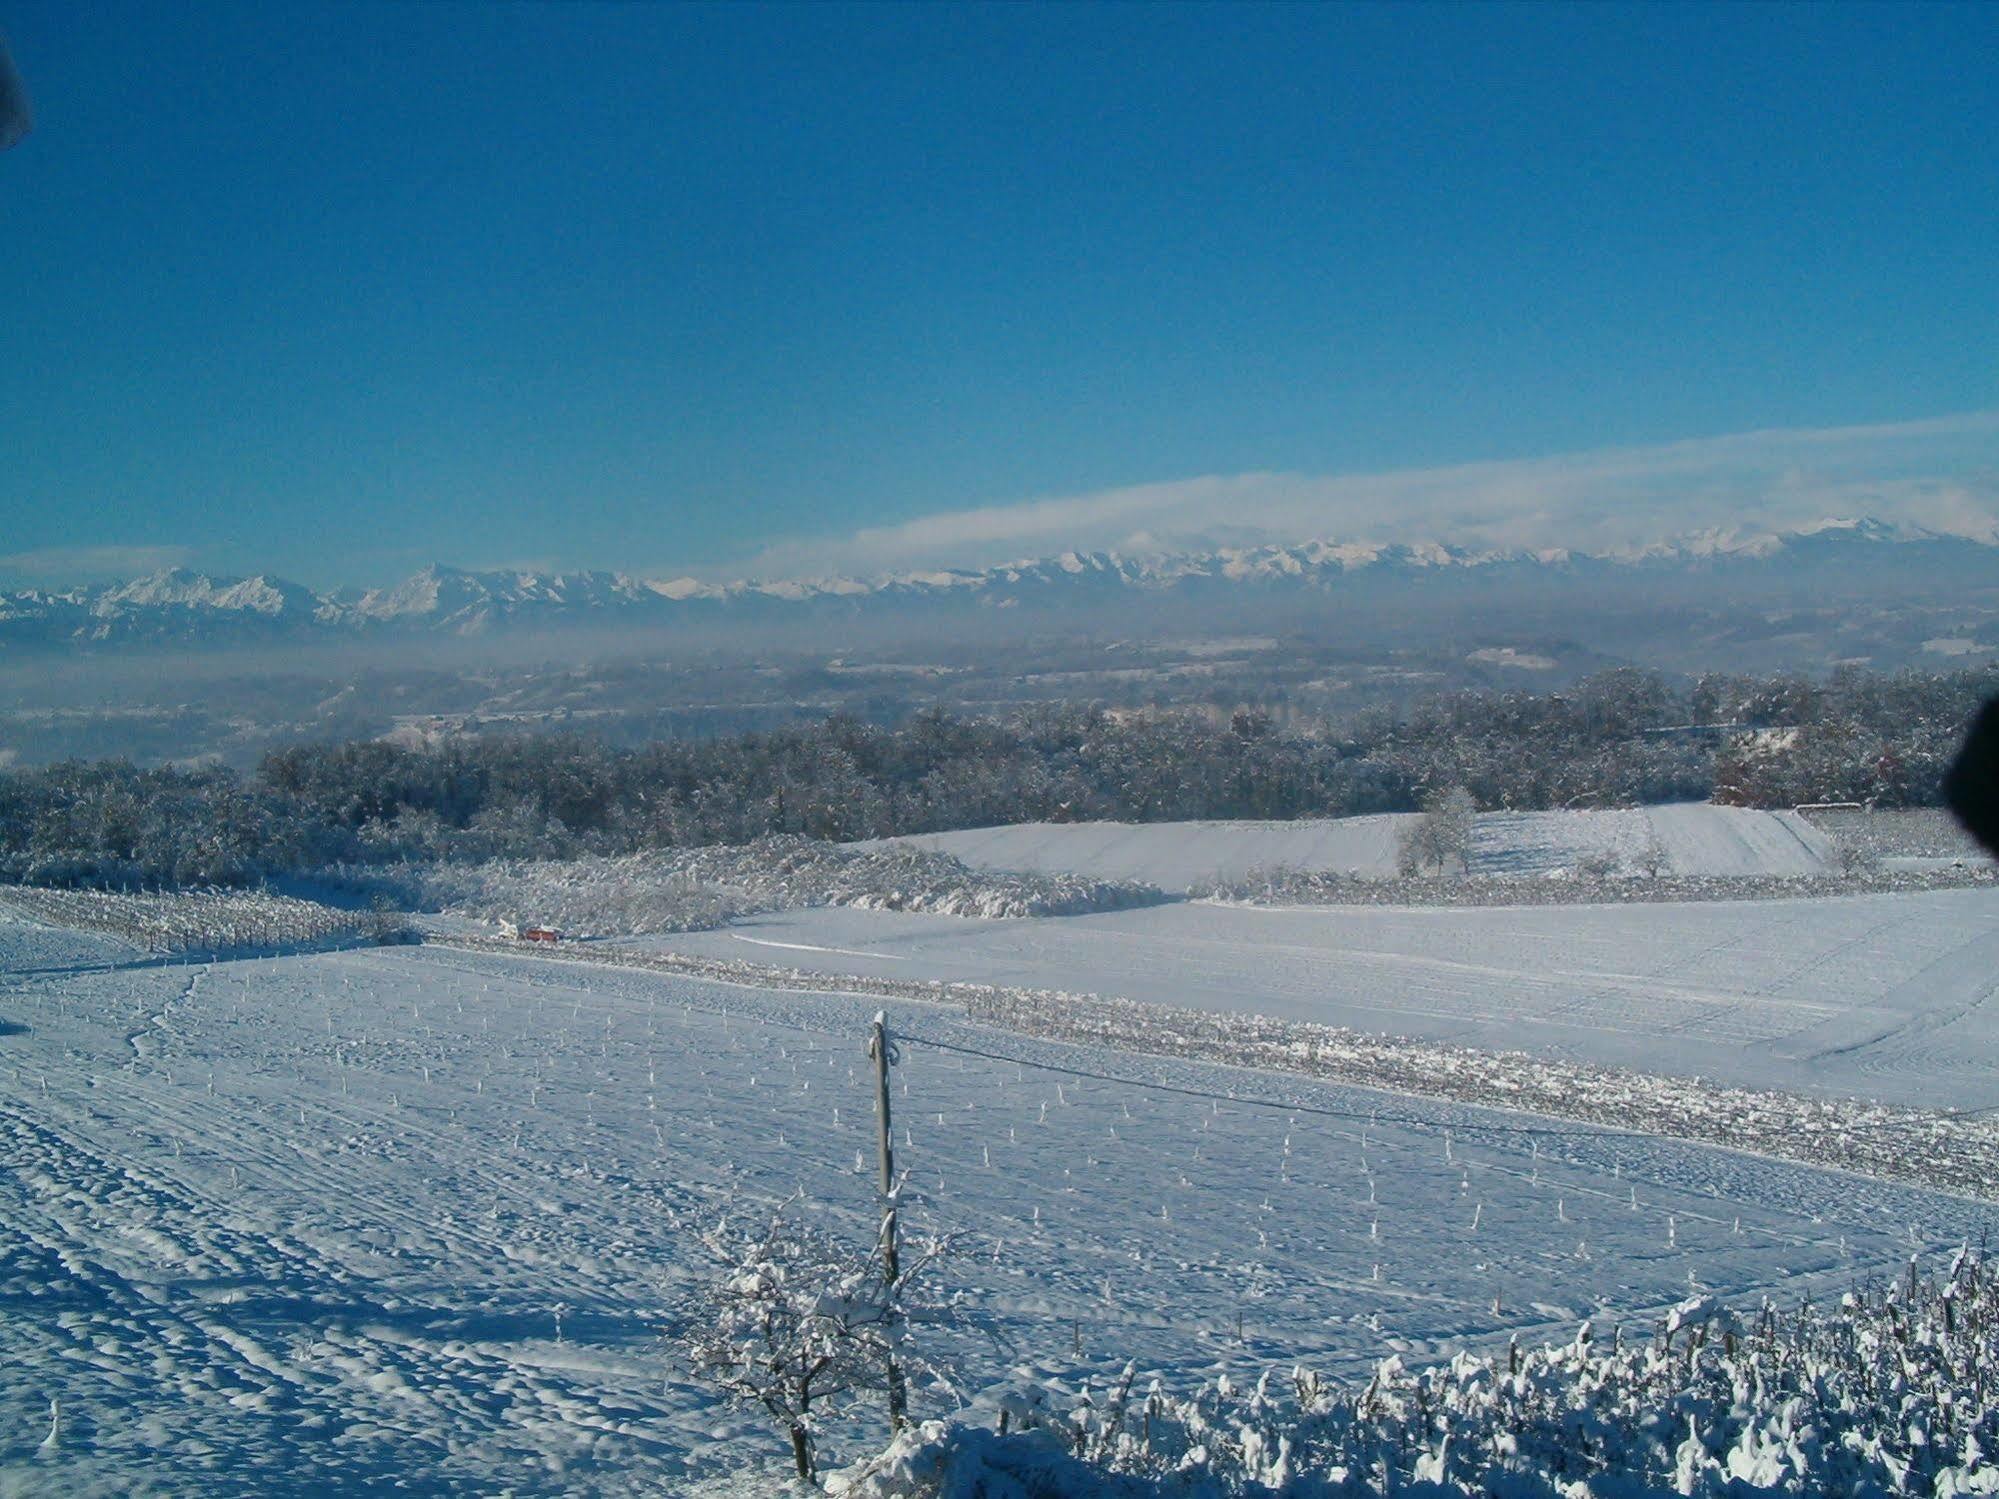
[{"x1": 2, "y1": 517, "x2": 1992, "y2": 651}]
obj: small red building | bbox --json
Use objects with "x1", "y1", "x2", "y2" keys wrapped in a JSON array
[{"x1": 521, "y1": 926, "x2": 561, "y2": 944}]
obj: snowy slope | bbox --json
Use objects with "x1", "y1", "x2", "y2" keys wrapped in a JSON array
[
  {"x1": 1474, "y1": 804, "x2": 1833, "y2": 878},
  {"x1": 637, "y1": 883, "x2": 1999, "y2": 1110},
  {"x1": 870, "y1": 805, "x2": 1835, "y2": 891},
  {"x1": 2, "y1": 920, "x2": 1990, "y2": 1493}
]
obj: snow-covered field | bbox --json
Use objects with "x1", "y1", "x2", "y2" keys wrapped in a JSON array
[
  {"x1": 630, "y1": 881, "x2": 1999, "y2": 1112},
  {"x1": 870, "y1": 804, "x2": 1840, "y2": 892},
  {"x1": 5, "y1": 904, "x2": 1993, "y2": 1494}
]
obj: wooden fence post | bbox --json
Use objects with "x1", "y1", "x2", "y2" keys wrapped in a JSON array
[{"x1": 869, "y1": 1013, "x2": 908, "y2": 1428}]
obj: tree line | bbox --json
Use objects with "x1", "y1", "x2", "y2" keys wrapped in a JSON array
[{"x1": 1, "y1": 665, "x2": 1990, "y2": 889}]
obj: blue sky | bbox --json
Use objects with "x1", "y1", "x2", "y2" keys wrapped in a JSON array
[{"x1": 2, "y1": 1, "x2": 1995, "y2": 587}]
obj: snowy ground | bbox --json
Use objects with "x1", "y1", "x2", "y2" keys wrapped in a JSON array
[
  {"x1": 629, "y1": 882, "x2": 1999, "y2": 1112},
  {"x1": 1799, "y1": 805, "x2": 1989, "y2": 871},
  {"x1": 4, "y1": 907, "x2": 1992, "y2": 1494},
  {"x1": 869, "y1": 804, "x2": 1839, "y2": 892}
]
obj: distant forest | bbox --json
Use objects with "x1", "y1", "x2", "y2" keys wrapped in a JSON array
[{"x1": 3, "y1": 665, "x2": 1992, "y2": 889}]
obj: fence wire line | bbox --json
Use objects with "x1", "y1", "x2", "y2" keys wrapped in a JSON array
[
  {"x1": 36, "y1": 946, "x2": 1971, "y2": 1263},
  {"x1": 281, "y1": 962, "x2": 1843, "y2": 1252},
  {"x1": 900, "y1": 1029, "x2": 1999, "y2": 1142},
  {"x1": 414, "y1": 946, "x2": 1654, "y2": 1146},
  {"x1": 421, "y1": 940, "x2": 1995, "y2": 1152},
  {"x1": 895, "y1": 1033, "x2": 1652, "y2": 1143},
  {"x1": 333, "y1": 973, "x2": 1946, "y2": 1254}
]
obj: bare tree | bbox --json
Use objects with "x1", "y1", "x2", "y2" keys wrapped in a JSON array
[
  {"x1": 1397, "y1": 787, "x2": 1476, "y2": 877},
  {"x1": 675, "y1": 1206, "x2": 961, "y2": 1485},
  {"x1": 1835, "y1": 838, "x2": 1880, "y2": 877},
  {"x1": 1573, "y1": 848, "x2": 1623, "y2": 881}
]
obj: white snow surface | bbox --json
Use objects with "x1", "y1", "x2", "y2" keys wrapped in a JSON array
[
  {"x1": 3, "y1": 904, "x2": 1992, "y2": 1493},
  {"x1": 868, "y1": 804, "x2": 1835, "y2": 892},
  {"x1": 634, "y1": 883, "x2": 1999, "y2": 1111}
]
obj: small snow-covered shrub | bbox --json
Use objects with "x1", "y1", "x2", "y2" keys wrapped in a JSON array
[
  {"x1": 413, "y1": 859, "x2": 745, "y2": 937},
  {"x1": 830, "y1": 1419, "x2": 1133, "y2": 1498},
  {"x1": 1836, "y1": 837, "x2": 1883, "y2": 876},
  {"x1": 1573, "y1": 847, "x2": 1623, "y2": 879},
  {"x1": 1191, "y1": 866, "x2": 1365, "y2": 904}
]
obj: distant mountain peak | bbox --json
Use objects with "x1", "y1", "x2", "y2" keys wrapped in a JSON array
[
  {"x1": 4, "y1": 517, "x2": 1993, "y2": 653},
  {"x1": 1792, "y1": 514, "x2": 1926, "y2": 542}
]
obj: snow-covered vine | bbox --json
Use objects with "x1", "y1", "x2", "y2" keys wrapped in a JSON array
[{"x1": 839, "y1": 1250, "x2": 1999, "y2": 1496}]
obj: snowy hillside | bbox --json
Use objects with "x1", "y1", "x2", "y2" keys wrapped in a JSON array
[
  {"x1": 2, "y1": 915, "x2": 1990, "y2": 1493},
  {"x1": 633, "y1": 881, "x2": 1999, "y2": 1111},
  {"x1": 870, "y1": 804, "x2": 1837, "y2": 892},
  {"x1": 4, "y1": 816, "x2": 1995, "y2": 1493}
]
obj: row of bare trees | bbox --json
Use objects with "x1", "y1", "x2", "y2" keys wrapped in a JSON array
[{"x1": 4, "y1": 665, "x2": 1991, "y2": 889}]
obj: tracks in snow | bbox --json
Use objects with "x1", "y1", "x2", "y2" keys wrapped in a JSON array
[{"x1": 0, "y1": 1043, "x2": 706, "y2": 1490}]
